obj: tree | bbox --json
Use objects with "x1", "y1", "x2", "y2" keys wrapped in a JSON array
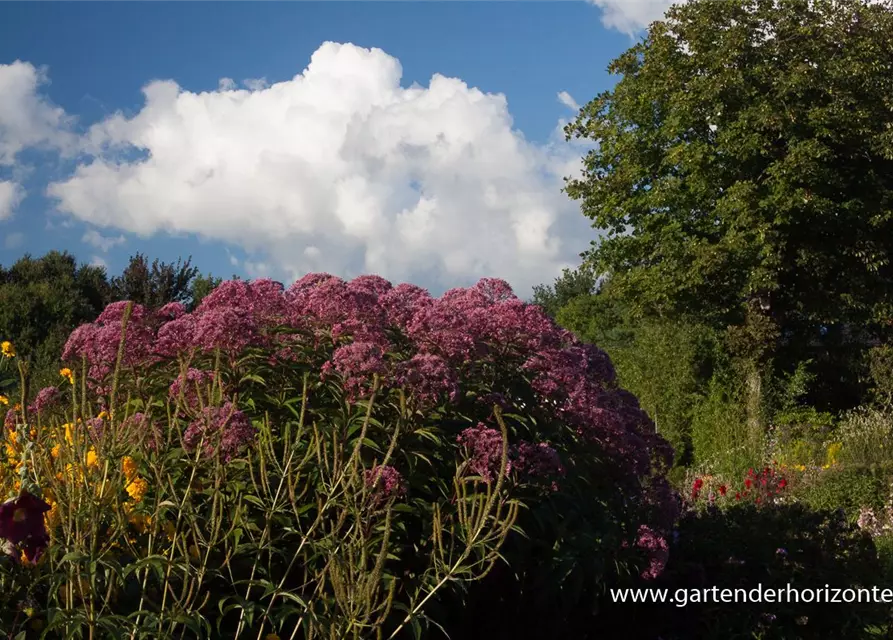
[
  {"x1": 188, "y1": 273, "x2": 223, "y2": 311},
  {"x1": 530, "y1": 265, "x2": 598, "y2": 318},
  {"x1": 109, "y1": 253, "x2": 200, "y2": 309},
  {"x1": 565, "y1": 0, "x2": 893, "y2": 427},
  {"x1": 0, "y1": 251, "x2": 111, "y2": 393}
]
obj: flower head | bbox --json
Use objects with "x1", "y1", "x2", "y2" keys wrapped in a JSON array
[
  {"x1": 364, "y1": 465, "x2": 406, "y2": 502},
  {"x1": 0, "y1": 491, "x2": 51, "y2": 563},
  {"x1": 1, "y1": 341, "x2": 15, "y2": 358}
]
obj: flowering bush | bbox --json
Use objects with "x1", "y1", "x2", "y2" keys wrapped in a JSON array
[{"x1": 0, "y1": 275, "x2": 675, "y2": 638}]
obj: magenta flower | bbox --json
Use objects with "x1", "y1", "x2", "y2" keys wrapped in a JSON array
[
  {"x1": 636, "y1": 525, "x2": 669, "y2": 580},
  {"x1": 330, "y1": 341, "x2": 388, "y2": 399},
  {"x1": 511, "y1": 441, "x2": 565, "y2": 489},
  {"x1": 397, "y1": 353, "x2": 459, "y2": 408},
  {"x1": 28, "y1": 386, "x2": 61, "y2": 416},
  {"x1": 364, "y1": 464, "x2": 406, "y2": 502},
  {"x1": 457, "y1": 423, "x2": 509, "y2": 483},
  {"x1": 183, "y1": 403, "x2": 257, "y2": 462}
]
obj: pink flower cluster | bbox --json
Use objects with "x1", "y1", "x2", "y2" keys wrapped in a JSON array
[
  {"x1": 183, "y1": 402, "x2": 256, "y2": 462},
  {"x1": 636, "y1": 524, "x2": 670, "y2": 580},
  {"x1": 28, "y1": 386, "x2": 61, "y2": 416},
  {"x1": 59, "y1": 274, "x2": 676, "y2": 549},
  {"x1": 457, "y1": 423, "x2": 566, "y2": 490},
  {"x1": 364, "y1": 464, "x2": 406, "y2": 502}
]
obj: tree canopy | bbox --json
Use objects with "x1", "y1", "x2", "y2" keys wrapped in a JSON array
[{"x1": 565, "y1": 0, "x2": 893, "y2": 366}]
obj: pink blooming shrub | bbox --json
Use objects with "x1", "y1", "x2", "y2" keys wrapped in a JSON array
[{"x1": 59, "y1": 273, "x2": 677, "y2": 585}]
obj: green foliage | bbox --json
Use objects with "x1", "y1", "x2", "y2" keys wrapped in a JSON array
[
  {"x1": 866, "y1": 344, "x2": 893, "y2": 409},
  {"x1": 109, "y1": 253, "x2": 200, "y2": 309},
  {"x1": 564, "y1": 0, "x2": 893, "y2": 412},
  {"x1": 529, "y1": 265, "x2": 597, "y2": 319},
  {"x1": 0, "y1": 252, "x2": 110, "y2": 392},
  {"x1": 188, "y1": 273, "x2": 223, "y2": 311},
  {"x1": 833, "y1": 406, "x2": 893, "y2": 471},
  {"x1": 605, "y1": 319, "x2": 716, "y2": 466},
  {"x1": 690, "y1": 371, "x2": 760, "y2": 480},
  {"x1": 626, "y1": 504, "x2": 887, "y2": 640},
  {"x1": 797, "y1": 467, "x2": 889, "y2": 521}
]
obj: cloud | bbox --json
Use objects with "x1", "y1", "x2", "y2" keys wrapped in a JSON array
[
  {"x1": 557, "y1": 91, "x2": 580, "y2": 111},
  {"x1": 586, "y1": 0, "x2": 677, "y2": 35},
  {"x1": 4, "y1": 231, "x2": 24, "y2": 249},
  {"x1": 90, "y1": 255, "x2": 108, "y2": 269},
  {"x1": 82, "y1": 228, "x2": 126, "y2": 252},
  {"x1": 0, "y1": 61, "x2": 76, "y2": 165},
  {"x1": 0, "y1": 181, "x2": 25, "y2": 220},
  {"x1": 47, "y1": 42, "x2": 592, "y2": 296}
]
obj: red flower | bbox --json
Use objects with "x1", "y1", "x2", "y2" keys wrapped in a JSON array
[
  {"x1": 0, "y1": 491, "x2": 51, "y2": 563},
  {"x1": 735, "y1": 492, "x2": 741, "y2": 501},
  {"x1": 744, "y1": 478, "x2": 752, "y2": 489},
  {"x1": 691, "y1": 477, "x2": 704, "y2": 500},
  {"x1": 718, "y1": 484, "x2": 727, "y2": 496},
  {"x1": 778, "y1": 478, "x2": 787, "y2": 490}
]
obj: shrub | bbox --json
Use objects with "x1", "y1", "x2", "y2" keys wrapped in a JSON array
[
  {"x1": 608, "y1": 504, "x2": 885, "y2": 640},
  {"x1": 0, "y1": 275, "x2": 676, "y2": 638}
]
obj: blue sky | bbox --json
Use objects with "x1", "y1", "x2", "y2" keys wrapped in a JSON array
[{"x1": 0, "y1": 1, "x2": 672, "y2": 297}]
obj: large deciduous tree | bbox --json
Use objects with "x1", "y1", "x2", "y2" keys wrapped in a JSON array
[
  {"x1": 565, "y1": 0, "x2": 893, "y2": 429},
  {"x1": 0, "y1": 251, "x2": 111, "y2": 392}
]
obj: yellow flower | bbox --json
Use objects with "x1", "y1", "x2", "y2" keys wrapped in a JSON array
[
  {"x1": 1, "y1": 341, "x2": 15, "y2": 358},
  {"x1": 86, "y1": 447, "x2": 99, "y2": 468},
  {"x1": 0, "y1": 395, "x2": 7, "y2": 406},
  {"x1": 126, "y1": 477, "x2": 149, "y2": 502},
  {"x1": 826, "y1": 442, "x2": 842, "y2": 467},
  {"x1": 59, "y1": 368, "x2": 74, "y2": 384},
  {"x1": 795, "y1": 464, "x2": 806, "y2": 472},
  {"x1": 128, "y1": 511, "x2": 152, "y2": 534},
  {"x1": 51, "y1": 444, "x2": 61, "y2": 459},
  {"x1": 97, "y1": 410, "x2": 109, "y2": 420},
  {"x1": 121, "y1": 456, "x2": 138, "y2": 482},
  {"x1": 62, "y1": 423, "x2": 74, "y2": 444}
]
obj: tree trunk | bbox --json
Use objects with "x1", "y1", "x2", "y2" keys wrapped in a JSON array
[{"x1": 745, "y1": 362, "x2": 763, "y2": 450}]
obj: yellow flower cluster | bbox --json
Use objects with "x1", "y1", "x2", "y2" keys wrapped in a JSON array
[
  {"x1": 59, "y1": 368, "x2": 74, "y2": 384},
  {"x1": 122, "y1": 456, "x2": 149, "y2": 503},
  {"x1": 0, "y1": 395, "x2": 8, "y2": 406},
  {"x1": 1, "y1": 340, "x2": 15, "y2": 358},
  {"x1": 825, "y1": 442, "x2": 842, "y2": 468}
]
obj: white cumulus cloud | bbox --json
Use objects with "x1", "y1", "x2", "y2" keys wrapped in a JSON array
[
  {"x1": 47, "y1": 41, "x2": 592, "y2": 296},
  {"x1": 586, "y1": 0, "x2": 678, "y2": 35},
  {"x1": 557, "y1": 91, "x2": 580, "y2": 112},
  {"x1": 0, "y1": 181, "x2": 25, "y2": 220},
  {"x1": 0, "y1": 61, "x2": 76, "y2": 165},
  {"x1": 82, "y1": 228, "x2": 126, "y2": 252}
]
